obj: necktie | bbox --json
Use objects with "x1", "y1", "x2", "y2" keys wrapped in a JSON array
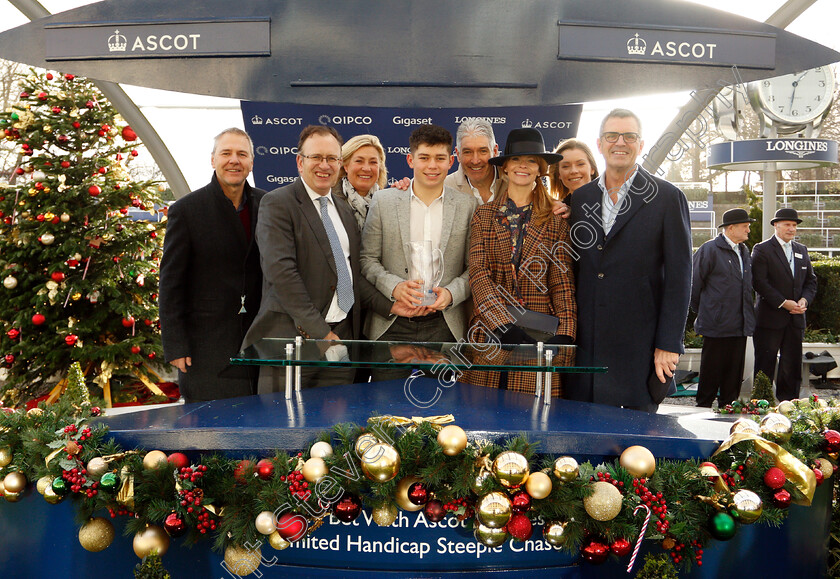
[
  {"x1": 318, "y1": 196, "x2": 354, "y2": 314},
  {"x1": 784, "y1": 242, "x2": 794, "y2": 276}
]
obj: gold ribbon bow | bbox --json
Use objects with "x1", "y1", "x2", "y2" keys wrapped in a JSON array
[
  {"x1": 370, "y1": 414, "x2": 454, "y2": 431},
  {"x1": 713, "y1": 432, "x2": 816, "y2": 506}
]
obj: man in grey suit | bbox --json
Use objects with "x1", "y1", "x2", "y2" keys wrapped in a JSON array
[
  {"x1": 361, "y1": 125, "x2": 477, "y2": 369},
  {"x1": 444, "y1": 118, "x2": 505, "y2": 206},
  {"x1": 242, "y1": 125, "x2": 411, "y2": 392}
]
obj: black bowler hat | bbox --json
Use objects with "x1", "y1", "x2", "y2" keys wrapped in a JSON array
[
  {"x1": 770, "y1": 207, "x2": 802, "y2": 224},
  {"x1": 718, "y1": 208, "x2": 755, "y2": 228},
  {"x1": 489, "y1": 128, "x2": 562, "y2": 166}
]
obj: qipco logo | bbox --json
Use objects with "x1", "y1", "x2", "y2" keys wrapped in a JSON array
[{"x1": 318, "y1": 114, "x2": 373, "y2": 125}]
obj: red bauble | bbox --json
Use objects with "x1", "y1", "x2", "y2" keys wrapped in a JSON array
[
  {"x1": 763, "y1": 467, "x2": 786, "y2": 490},
  {"x1": 85, "y1": 100, "x2": 95, "y2": 108},
  {"x1": 814, "y1": 467, "x2": 825, "y2": 487},
  {"x1": 37, "y1": 92, "x2": 47, "y2": 101},
  {"x1": 144, "y1": 319, "x2": 153, "y2": 326},
  {"x1": 19, "y1": 91, "x2": 28, "y2": 98},
  {"x1": 233, "y1": 459, "x2": 253, "y2": 483},
  {"x1": 256, "y1": 458, "x2": 275, "y2": 480},
  {"x1": 72, "y1": 121, "x2": 80, "y2": 129},
  {"x1": 772, "y1": 488, "x2": 791, "y2": 509},
  {"x1": 50, "y1": 272, "x2": 65, "y2": 282},
  {"x1": 64, "y1": 74, "x2": 74, "y2": 80},
  {"x1": 130, "y1": 149, "x2": 139, "y2": 157},
  {"x1": 64, "y1": 334, "x2": 78, "y2": 346},
  {"x1": 423, "y1": 499, "x2": 446, "y2": 522},
  {"x1": 333, "y1": 494, "x2": 363, "y2": 523},
  {"x1": 150, "y1": 231, "x2": 158, "y2": 239},
  {"x1": 163, "y1": 511, "x2": 187, "y2": 537},
  {"x1": 131, "y1": 346, "x2": 141, "y2": 354},
  {"x1": 88, "y1": 185, "x2": 101, "y2": 197},
  {"x1": 122, "y1": 317, "x2": 135, "y2": 328},
  {"x1": 511, "y1": 491, "x2": 532, "y2": 513},
  {"x1": 505, "y1": 512, "x2": 533, "y2": 541},
  {"x1": 36, "y1": 214, "x2": 45, "y2": 222},
  {"x1": 51, "y1": 216, "x2": 60, "y2": 224},
  {"x1": 3, "y1": 354, "x2": 14, "y2": 366},
  {"x1": 90, "y1": 406, "x2": 101, "y2": 417},
  {"x1": 821, "y1": 430, "x2": 840, "y2": 454},
  {"x1": 46, "y1": 73, "x2": 53, "y2": 80},
  {"x1": 122, "y1": 126, "x2": 138, "y2": 141},
  {"x1": 147, "y1": 352, "x2": 156, "y2": 360},
  {"x1": 58, "y1": 134, "x2": 69, "y2": 143},
  {"x1": 51, "y1": 106, "x2": 61, "y2": 114},
  {"x1": 611, "y1": 538, "x2": 632, "y2": 557},
  {"x1": 32, "y1": 314, "x2": 46, "y2": 326},
  {"x1": 60, "y1": 161, "x2": 70, "y2": 168},
  {"x1": 276, "y1": 512, "x2": 307, "y2": 541},
  {"x1": 14, "y1": 167, "x2": 24, "y2": 175},
  {"x1": 168, "y1": 452, "x2": 189, "y2": 470},
  {"x1": 7, "y1": 329, "x2": 20, "y2": 340},
  {"x1": 581, "y1": 538, "x2": 610, "y2": 564},
  {"x1": 407, "y1": 482, "x2": 429, "y2": 506}
]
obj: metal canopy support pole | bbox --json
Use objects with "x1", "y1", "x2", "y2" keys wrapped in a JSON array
[
  {"x1": 763, "y1": 163, "x2": 778, "y2": 239},
  {"x1": 9, "y1": 0, "x2": 191, "y2": 199}
]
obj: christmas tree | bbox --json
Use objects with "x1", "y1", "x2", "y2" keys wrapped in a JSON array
[{"x1": 0, "y1": 69, "x2": 166, "y2": 405}]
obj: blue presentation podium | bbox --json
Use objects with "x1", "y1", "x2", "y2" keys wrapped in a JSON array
[{"x1": 0, "y1": 379, "x2": 831, "y2": 578}]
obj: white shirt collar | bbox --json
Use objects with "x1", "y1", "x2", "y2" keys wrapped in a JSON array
[
  {"x1": 302, "y1": 178, "x2": 332, "y2": 204},
  {"x1": 409, "y1": 181, "x2": 445, "y2": 204},
  {"x1": 722, "y1": 232, "x2": 740, "y2": 251},
  {"x1": 774, "y1": 234, "x2": 791, "y2": 248}
]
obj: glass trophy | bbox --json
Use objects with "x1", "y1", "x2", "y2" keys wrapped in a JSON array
[{"x1": 406, "y1": 240, "x2": 444, "y2": 306}]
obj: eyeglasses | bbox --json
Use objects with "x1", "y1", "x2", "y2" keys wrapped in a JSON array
[
  {"x1": 300, "y1": 153, "x2": 341, "y2": 165},
  {"x1": 600, "y1": 132, "x2": 640, "y2": 144}
]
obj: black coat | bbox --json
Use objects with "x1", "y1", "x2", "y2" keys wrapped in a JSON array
[
  {"x1": 751, "y1": 236, "x2": 817, "y2": 330},
  {"x1": 159, "y1": 174, "x2": 265, "y2": 401},
  {"x1": 690, "y1": 233, "x2": 755, "y2": 338}
]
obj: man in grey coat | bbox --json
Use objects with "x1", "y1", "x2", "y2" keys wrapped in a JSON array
[{"x1": 690, "y1": 208, "x2": 756, "y2": 408}]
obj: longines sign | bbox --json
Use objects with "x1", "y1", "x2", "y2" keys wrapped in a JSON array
[
  {"x1": 557, "y1": 22, "x2": 775, "y2": 68},
  {"x1": 708, "y1": 138, "x2": 838, "y2": 171},
  {"x1": 44, "y1": 18, "x2": 270, "y2": 60}
]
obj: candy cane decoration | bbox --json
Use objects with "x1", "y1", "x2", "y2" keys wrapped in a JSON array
[{"x1": 627, "y1": 503, "x2": 651, "y2": 573}]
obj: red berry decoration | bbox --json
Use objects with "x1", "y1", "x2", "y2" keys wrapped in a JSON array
[
  {"x1": 32, "y1": 313, "x2": 46, "y2": 326},
  {"x1": 51, "y1": 271, "x2": 65, "y2": 282},
  {"x1": 611, "y1": 538, "x2": 632, "y2": 557},
  {"x1": 407, "y1": 482, "x2": 429, "y2": 506},
  {"x1": 821, "y1": 430, "x2": 840, "y2": 453},
  {"x1": 6, "y1": 328, "x2": 20, "y2": 340},
  {"x1": 256, "y1": 458, "x2": 275, "y2": 480},
  {"x1": 772, "y1": 488, "x2": 791, "y2": 509},
  {"x1": 511, "y1": 491, "x2": 532, "y2": 513},
  {"x1": 163, "y1": 512, "x2": 187, "y2": 538},
  {"x1": 276, "y1": 512, "x2": 307, "y2": 541},
  {"x1": 90, "y1": 406, "x2": 101, "y2": 417},
  {"x1": 505, "y1": 512, "x2": 533, "y2": 541},
  {"x1": 581, "y1": 538, "x2": 610, "y2": 564},
  {"x1": 423, "y1": 499, "x2": 446, "y2": 523},
  {"x1": 88, "y1": 185, "x2": 101, "y2": 196},
  {"x1": 122, "y1": 316, "x2": 135, "y2": 328},
  {"x1": 334, "y1": 494, "x2": 363, "y2": 523},
  {"x1": 763, "y1": 467, "x2": 786, "y2": 490},
  {"x1": 168, "y1": 452, "x2": 189, "y2": 470},
  {"x1": 64, "y1": 334, "x2": 78, "y2": 346}
]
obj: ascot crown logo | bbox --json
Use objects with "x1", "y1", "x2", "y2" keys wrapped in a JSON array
[
  {"x1": 250, "y1": 115, "x2": 263, "y2": 125},
  {"x1": 108, "y1": 30, "x2": 127, "y2": 52},
  {"x1": 521, "y1": 119, "x2": 533, "y2": 128},
  {"x1": 627, "y1": 33, "x2": 647, "y2": 56}
]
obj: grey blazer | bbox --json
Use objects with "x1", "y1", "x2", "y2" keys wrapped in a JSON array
[{"x1": 360, "y1": 186, "x2": 478, "y2": 341}]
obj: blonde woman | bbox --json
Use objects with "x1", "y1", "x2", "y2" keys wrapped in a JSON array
[{"x1": 332, "y1": 134, "x2": 389, "y2": 229}]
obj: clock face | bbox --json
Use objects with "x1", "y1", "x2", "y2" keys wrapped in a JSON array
[{"x1": 755, "y1": 66, "x2": 835, "y2": 124}]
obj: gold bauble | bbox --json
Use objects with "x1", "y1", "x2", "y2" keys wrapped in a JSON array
[
  {"x1": 471, "y1": 468, "x2": 494, "y2": 494},
  {"x1": 360, "y1": 442, "x2": 401, "y2": 483},
  {"x1": 301, "y1": 457, "x2": 329, "y2": 483},
  {"x1": 3, "y1": 489, "x2": 21, "y2": 502},
  {"x1": 730, "y1": 489, "x2": 762, "y2": 524},
  {"x1": 619, "y1": 446, "x2": 656, "y2": 478},
  {"x1": 395, "y1": 476, "x2": 424, "y2": 512},
  {"x1": 36, "y1": 475, "x2": 54, "y2": 495},
  {"x1": 542, "y1": 520, "x2": 569, "y2": 548},
  {"x1": 133, "y1": 524, "x2": 170, "y2": 558},
  {"x1": 760, "y1": 413, "x2": 793, "y2": 444},
  {"x1": 142, "y1": 450, "x2": 168, "y2": 470},
  {"x1": 268, "y1": 531, "x2": 290, "y2": 550},
  {"x1": 43, "y1": 485, "x2": 63, "y2": 504},
  {"x1": 730, "y1": 418, "x2": 761, "y2": 436},
  {"x1": 354, "y1": 433, "x2": 380, "y2": 458},
  {"x1": 583, "y1": 481, "x2": 623, "y2": 521},
  {"x1": 39, "y1": 232, "x2": 55, "y2": 245},
  {"x1": 309, "y1": 441, "x2": 334, "y2": 459},
  {"x1": 71, "y1": 292, "x2": 82, "y2": 301},
  {"x1": 474, "y1": 523, "x2": 509, "y2": 547},
  {"x1": 817, "y1": 398, "x2": 829, "y2": 408},
  {"x1": 817, "y1": 458, "x2": 834, "y2": 480},
  {"x1": 371, "y1": 503, "x2": 399, "y2": 527},
  {"x1": 79, "y1": 517, "x2": 115, "y2": 552},
  {"x1": 3, "y1": 471, "x2": 27, "y2": 493},
  {"x1": 0, "y1": 446, "x2": 12, "y2": 467},
  {"x1": 476, "y1": 492, "x2": 512, "y2": 528},
  {"x1": 60, "y1": 213, "x2": 70, "y2": 223},
  {"x1": 224, "y1": 544, "x2": 261, "y2": 576},
  {"x1": 830, "y1": 452, "x2": 839, "y2": 461},
  {"x1": 437, "y1": 425, "x2": 468, "y2": 456},
  {"x1": 26, "y1": 407, "x2": 43, "y2": 417},
  {"x1": 553, "y1": 456, "x2": 580, "y2": 483},
  {"x1": 525, "y1": 471, "x2": 553, "y2": 499},
  {"x1": 86, "y1": 457, "x2": 109, "y2": 477},
  {"x1": 255, "y1": 510, "x2": 276, "y2": 535},
  {"x1": 493, "y1": 451, "x2": 530, "y2": 488}
]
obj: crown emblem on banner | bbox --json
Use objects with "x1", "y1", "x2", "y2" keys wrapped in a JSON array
[
  {"x1": 627, "y1": 33, "x2": 647, "y2": 56},
  {"x1": 521, "y1": 119, "x2": 533, "y2": 128},
  {"x1": 108, "y1": 29, "x2": 127, "y2": 52},
  {"x1": 250, "y1": 115, "x2": 263, "y2": 125}
]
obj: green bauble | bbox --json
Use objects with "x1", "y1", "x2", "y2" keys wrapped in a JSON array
[
  {"x1": 99, "y1": 472, "x2": 118, "y2": 490},
  {"x1": 51, "y1": 477, "x2": 68, "y2": 495},
  {"x1": 710, "y1": 512, "x2": 737, "y2": 541}
]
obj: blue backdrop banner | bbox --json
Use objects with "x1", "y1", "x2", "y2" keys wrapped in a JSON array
[{"x1": 240, "y1": 102, "x2": 583, "y2": 191}]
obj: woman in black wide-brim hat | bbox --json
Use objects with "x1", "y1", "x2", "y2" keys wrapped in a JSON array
[{"x1": 462, "y1": 128, "x2": 577, "y2": 397}]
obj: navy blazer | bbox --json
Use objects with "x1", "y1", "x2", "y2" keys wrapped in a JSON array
[
  {"x1": 567, "y1": 167, "x2": 692, "y2": 407},
  {"x1": 751, "y1": 236, "x2": 817, "y2": 330}
]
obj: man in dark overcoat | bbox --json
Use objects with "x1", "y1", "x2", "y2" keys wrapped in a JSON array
[
  {"x1": 752, "y1": 208, "x2": 817, "y2": 401},
  {"x1": 567, "y1": 109, "x2": 692, "y2": 412},
  {"x1": 690, "y1": 208, "x2": 756, "y2": 408},
  {"x1": 160, "y1": 128, "x2": 264, "y2": 403}
]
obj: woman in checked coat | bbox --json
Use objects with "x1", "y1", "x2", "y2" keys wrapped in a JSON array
[{"x1": 461, "y1": 128, "x2": 576, "y2": 397}]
